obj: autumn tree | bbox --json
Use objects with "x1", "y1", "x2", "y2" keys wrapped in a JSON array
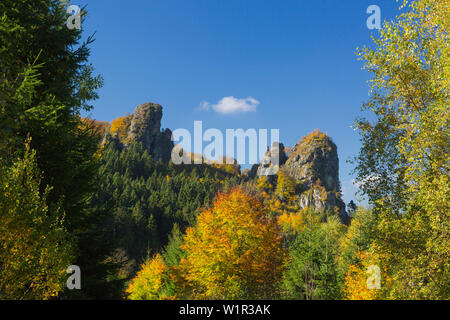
[
  {"x1": 110, "y1": 115, "x2": 132, "y2": 142},
  {"x1": 0, "y1": 141, "x2": 73, "y2": 299},
  {"x1": 354, "y1": 0, "x2": 449, "y2": 299},
  {"x1": 126, "y1": 254, "x2": 174, "y2": 300},
  {"x1": 274, "y1": 168, "x2": 296, "y2": 202},
  {"x1": 338, "y1": 207, "x2": 378, "y2": 269},
  {"x1": 278, "y1": 209, "x2": 305, "y2": 235},
  {"x1": 256, "y1": 176, "x2": 273, "y2": 196},
  {"x1": 344, "y1": 251, "x2": 382, "y2": 300},
  {"x1": 180, "y1": 188, "x2": 286, "y2": 299},
  {"x1": 339, "y1": 204, "x2": 382, "y2": 301},
  {"x1": 126, "y1": 224, "x2": 192, "y2": 300}
]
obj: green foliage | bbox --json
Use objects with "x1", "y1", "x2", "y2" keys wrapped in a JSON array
[
  {"x1": 0, "y1": 141, "x2": 73, "y2": 299},
  {"x1": 282, "y1": 212, "x2": 345, "y2": 300},
  {"x1": 162, "y1": 224, "x2": 186, "y2": 268},
  {"x1": 339, "y1": 207, "x2": 378, "y2": 268},
  {"x1": 0, "y1": 0, "x2": 121, "y2": 299},
  {"x1": 354, "y1": 0, "x2": 449, "y2": 299},
  {"x1": 92, "y1": 140, "x2": 242, "y2": 271},
  {"x1": 0, "y1": 0, "x2": 104, "y2": 223}
]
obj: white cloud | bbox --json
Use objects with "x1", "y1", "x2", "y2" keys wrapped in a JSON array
[{"x1": 198, "y1": 96, "x2": 259, "y2": 114}]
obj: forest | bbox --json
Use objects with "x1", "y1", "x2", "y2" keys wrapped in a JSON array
[{"x1": 0, "y1": 0, "x2": 448, "y2": 300}]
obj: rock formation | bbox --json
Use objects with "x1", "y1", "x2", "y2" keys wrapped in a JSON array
[
  {"x1": 106, "y1": 102, "x2": 173, "y2": 162},
  {"x1": 127, "y1": 103, "x2": 174, "y2": 162},
  {"x1": 283, "y1": 130, "x2": 340, "y2": 191},
  {"x1": 256, "y1": 142, "x2": 288, "y2": 184},
  {"x1": 283, "y1": 130, "x2": 349, "y2": 224},
  {"x1": 253, "y1": 130, "x2": 349, "y2": 224},
  {"x1": 106, "y1": 103, "x2": 349, "y2": 223}
]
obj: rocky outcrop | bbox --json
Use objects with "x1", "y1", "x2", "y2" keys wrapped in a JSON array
[
  {"x1": 256, "y1": 142, "x2": 288, "y2": 183},
  {"x1": 249, "y1": 130, "x2": 349, "y2": 224},
  {"x1": 282, "y1": 130, "x2": 349, "y2": 224},
  {"x1": 283, "y1": 131, "x2": 340, "y2": 192},
  {"x1": 297, "y1": 185, "x2": 347, "y2": 223},
  {"x1": 127, "y1": 103, "x2": 173, "y2": 162}
]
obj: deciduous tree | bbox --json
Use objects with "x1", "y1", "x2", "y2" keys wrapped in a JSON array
[
  {"x1": 180, "y1": 189, "x2": 286, "y2": 299},
  {"x1": 354, "y1": 0, "x2": 449, "y2": 299},
  {"x1": 0, "y1": 141, "x2": 73, "y2": 299}
]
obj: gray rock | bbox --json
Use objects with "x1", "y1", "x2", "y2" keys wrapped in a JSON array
[
  {"x1": 256, "y1": 142, "x2": 287, "y2": 184},
  {"x1": 283, "y1": 133, "x2": 339, "y2": 192},
  {"x1": 282, "y1": 131, "x2": 349, "y2": 224},
  {"x1": 127, "y1": 103, "x2": 174, "y2": 162}
]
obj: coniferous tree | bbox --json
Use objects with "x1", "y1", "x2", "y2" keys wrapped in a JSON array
[{"x1": 0, "y1": 0, "x2": 122, "y2": 299}]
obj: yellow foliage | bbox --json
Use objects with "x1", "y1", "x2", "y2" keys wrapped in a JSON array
[
  {"x1": 0, "y1": 143, "x2": 73, "y2": 299},
  {"x1": 300, "y1": 129, "x2": 328, "y2": 145},
  {"x1": 256, "y1": 176, "x2": 272, "y2": 194},
  {"x1": 126, "y1": 254, "x2": 173, "y2": 300},
  {"x1": 110, "y1": 115, "x2": 132, "y2": 141},
  {"x1": 211, "y1": 157, "x2": 241, "y2": 176},
  {"x1": 275, "y1": 169, "x2": 296, "y2": 201},
  {"x1": 278, "y1": 211, "x2": 305, "y2": 234},
  {"x1": 180, "y1": 188, "x2": 286, "y2": 299},
  {"x1": 344, "y1": 251, "x2": 381, "y2": 300}
]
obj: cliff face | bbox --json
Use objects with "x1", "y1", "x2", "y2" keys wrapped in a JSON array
[
  {"x1": 256, "y1": 142, "x2": 288, "y2": 183},
  {"x1": 283, "y1": 131, "x2": 340, "y2": 192},
  {"x1": 253, "y1": 130, "x2": 348, "y2": 224},
  {"x1": 283, "y1": 130, "x2": 348, "y2": 224},
  {"x1": 105, "y1": 102, "x2": 173, "y2": 162},
  {"x1": 127, "y1": 103, "x2": 173, "y2": 162},
  {"x1": 128, "y1": 103, "x2": 164, "y2": 145}
]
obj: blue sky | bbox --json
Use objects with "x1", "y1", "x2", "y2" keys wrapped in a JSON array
[{"x1": 76, "y1": 0, "x2": 403, "y2": 204}]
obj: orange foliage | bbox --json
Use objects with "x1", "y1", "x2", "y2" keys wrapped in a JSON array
[
  {"x1": 179, "y1": 188, "x2": 285, "y2": 299},
  {"x1": 344, "y1": 251, "x2": 381, "y2": 300},
  {"x1": 110, "y1": 115, "x2": 132, "y2": 141},
  {"x1": 300, "y1": 129, "x2": 328, "y2": 145}
]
